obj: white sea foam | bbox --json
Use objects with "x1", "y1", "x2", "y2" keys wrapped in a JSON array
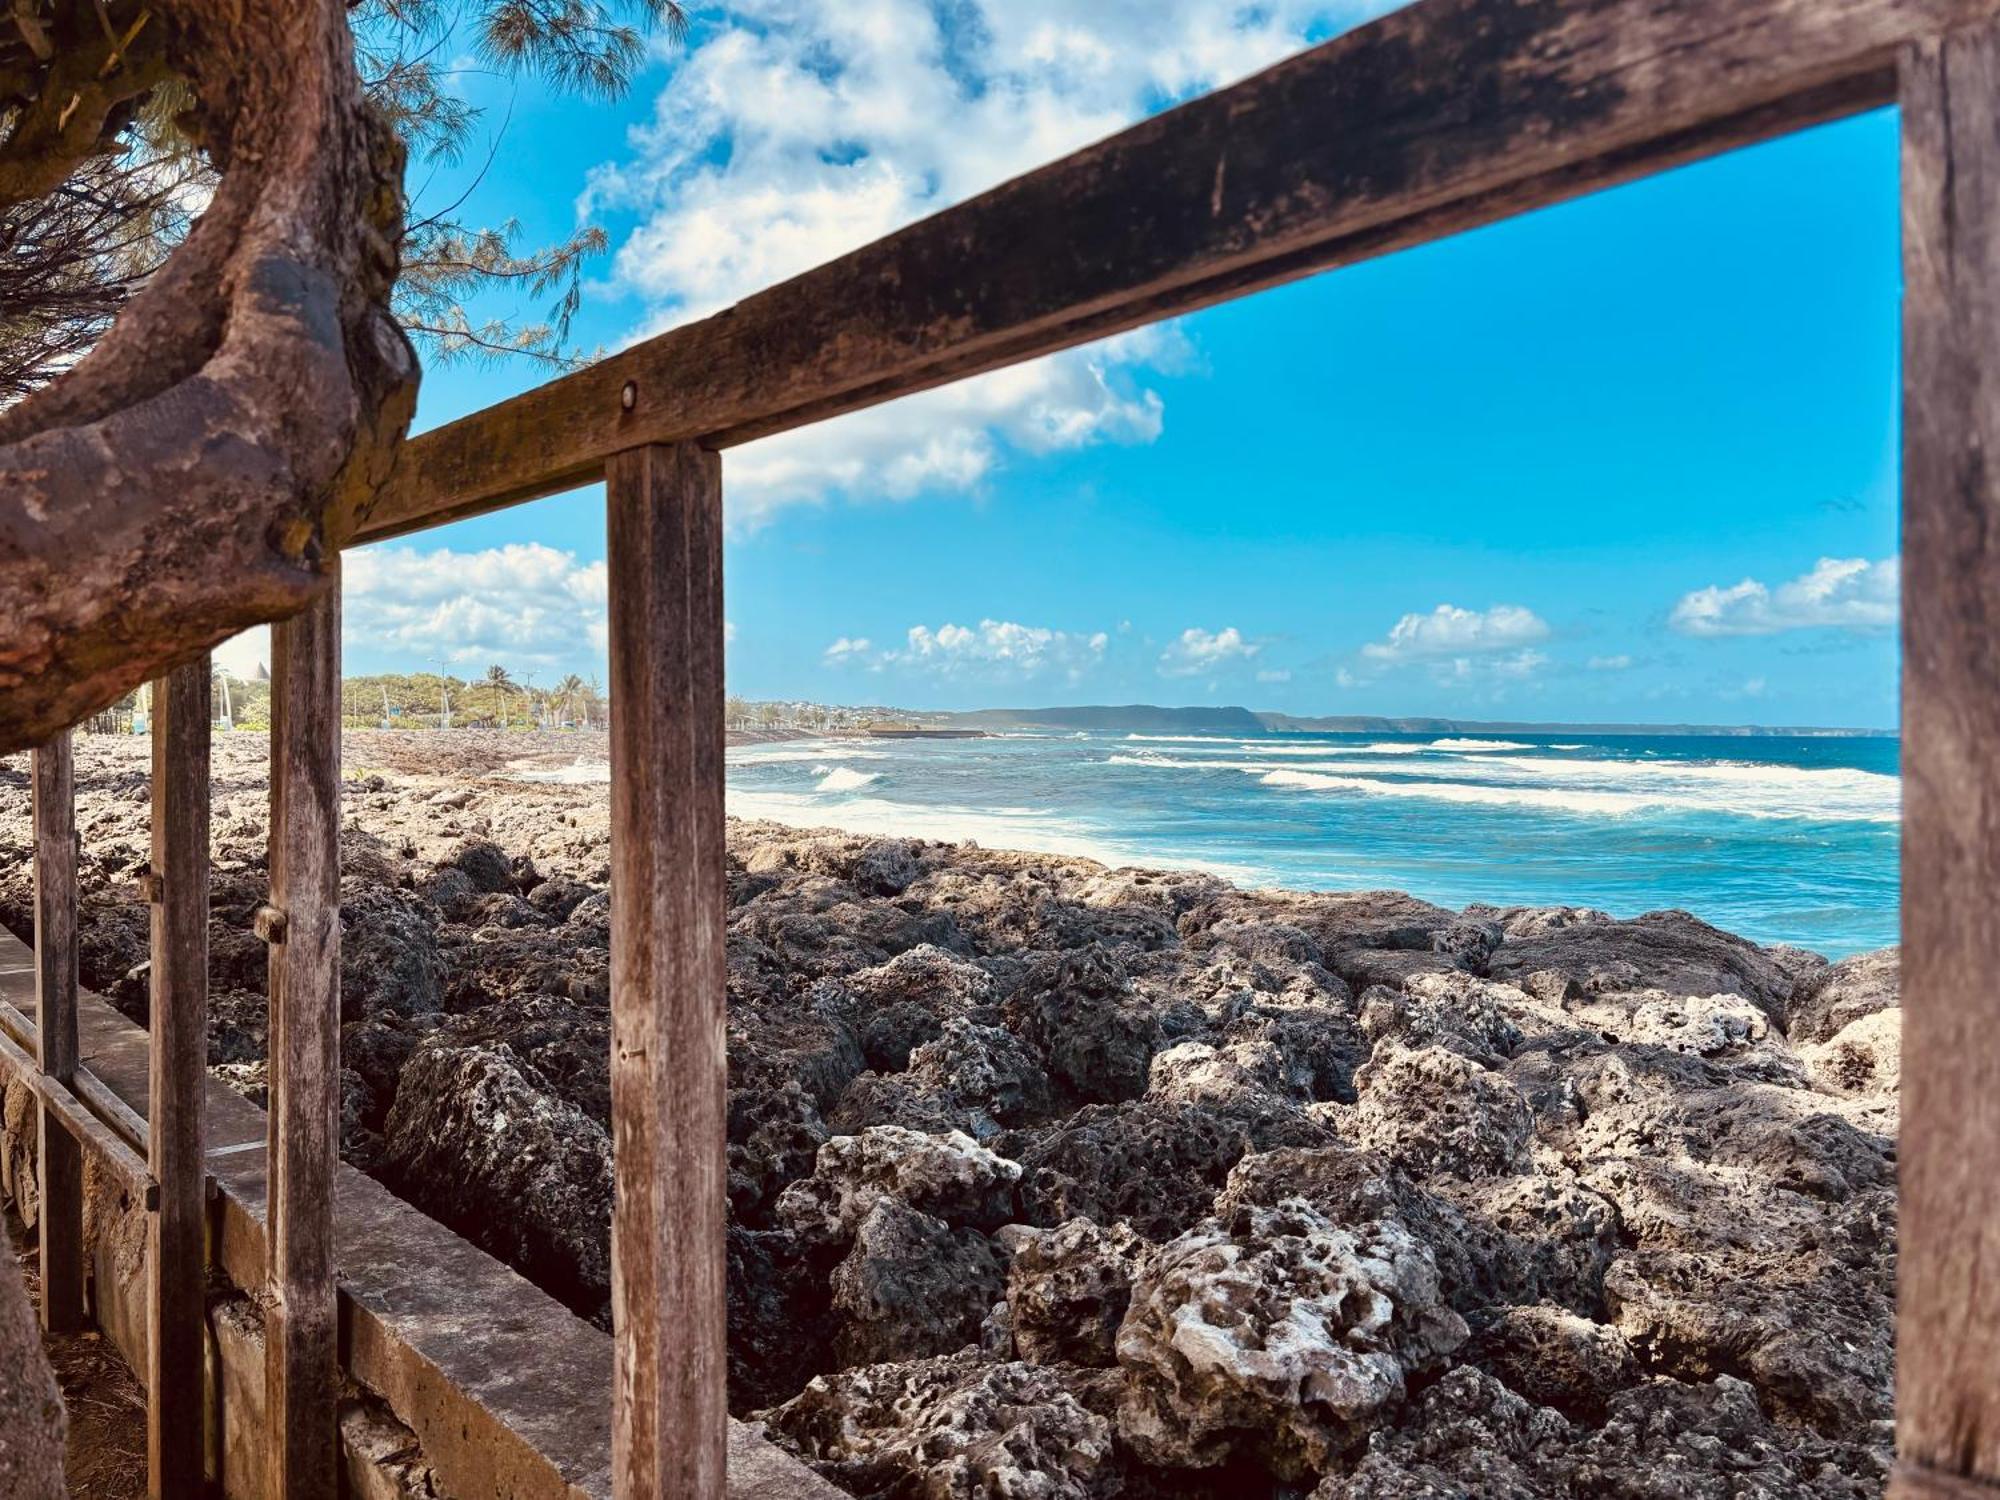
[
  {"x1": 1254, "y1": 756, "x2": 1896, "y2": 822},
  {"x1": 727, "y1": 743, "x2": 889, "y2": 764},
  {"x1": 1258, "y1": 768, "x2": 1654, "y2": 815},
  {"x1": 724, "y1": 787, "x2": 1270, "y2": 882},
  {"x1": 815, "y1": 766, "x2": 880, "y2": 792},
  {"x1": 1429, "y1": 738, "x2": 1533, "y2": 752}
]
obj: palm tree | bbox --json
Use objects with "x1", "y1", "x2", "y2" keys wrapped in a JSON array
[
  {"x1": 556, "y1": 673, "x2": 586, "y2": 728},
  {"x1": 482, "y1": 664, "x2": 516, "y2": 727}
]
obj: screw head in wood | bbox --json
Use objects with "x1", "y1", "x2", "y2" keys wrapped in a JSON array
[{"x1": 620, "y1": 380, "x2": 638, "y2": 411}]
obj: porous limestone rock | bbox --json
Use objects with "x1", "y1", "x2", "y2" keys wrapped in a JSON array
[
  {"x1": 762, "y1": 1350, "x2": 1116, "y2": 1500},
  {"x1": 829, "y1": 1198, "x2": 1004, "y2": 1365},
  {"x1": 1114, "y1": 1201, "x2": 1466, "y2": 1478},
  {"x1": 1346, "y1": 1041, "x2": 1535, "y2": 1180},
  {"x1": 1787, "y1": 947, "x2": 1899, "y2": 1045},
  {"x1": 380, "y1": 1039, "x2": 612, "y2": 1321},
  {"x1": 1004, "y1": 1216, "x2": 1146, "y2": 1368},
  {"x1": 1011, "y1": 1099, "x2": 1251, "y2": 1242},
  {"x1": 775, "y1": 1125, "x2": 1022, "y2": 1248}
]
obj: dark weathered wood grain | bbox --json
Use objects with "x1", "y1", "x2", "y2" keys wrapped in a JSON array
[
  {"x1": 148, "y1": 657, "x2": 210, "y2": 1499},
  {"x1": 358, "y1": 0, "x2": 1998, "y2": 540},
  {"x1": 1897, "y1": 19, "x2": 2000, "y2": 1492},
  {"x1": 265, "y1": 567, "x2": 343, "y2": 1500},
  {"x1": 606, "y1": 444, "x2": 727, "y2": 1500},
  {"x1": 31, "y1": 729, "x2": 82, "y2": 1334}
]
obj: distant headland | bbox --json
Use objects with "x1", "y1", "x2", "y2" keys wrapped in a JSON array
[{"x1": 925, "y1": 704, "x2": 1896, "y2": 737}]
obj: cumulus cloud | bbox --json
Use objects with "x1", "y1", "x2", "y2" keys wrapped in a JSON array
[
  {"x1": 829, "y1": 618, "x2": 1109, "y2": 682},
  {"x1": 591, "y1": 0, "x2": 1385, "y2": 518},
  {"x1": 722, "y1": 327, "x2": 1178, "y2": 520},
  {"x1": 343, "y1": 543, "x2": 609, "y2": 671},
  {"x1": 215, "y1": 625, "x2": 271, "y2": 681},
  {"x1": 823, "y1": 635, "x2": 873, "y2": 664},
  {"x1": 1669, "y1": 556, "x2": 1899, "y2": 637},
  {"x1": 1361, "y1": 604, "x2": 1551, "y2": 663},
  {"x1": 213, "y1": 545, "x2": 615, "y2": 679},
  {"x1": 1158, "y1": 626, "x2": 1260, "y2": 678}
]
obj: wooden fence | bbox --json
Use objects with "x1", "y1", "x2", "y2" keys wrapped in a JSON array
[{"x1": 15, "y1": 0, "x2": 2000, "y2": 1495}]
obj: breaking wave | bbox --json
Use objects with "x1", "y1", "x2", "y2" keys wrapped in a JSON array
[{"x1": 815, "y1": 766, "x2": 880, "y2": 793}]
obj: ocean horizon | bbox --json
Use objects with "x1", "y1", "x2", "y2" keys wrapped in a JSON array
[{"x1": 706, "y1": 728, "x2": 1900, "y2": 959}]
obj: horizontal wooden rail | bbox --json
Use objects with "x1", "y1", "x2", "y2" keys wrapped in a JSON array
[
  {"x1": 0, "y1": 1023, "x2": 155, "y2": 1202},
  {"x1": 0, "y1": 998, "x2": 148, "y2": 1151},
  {"x1": 355, "y1": 0, "x2": 1989, "y2": 542}
]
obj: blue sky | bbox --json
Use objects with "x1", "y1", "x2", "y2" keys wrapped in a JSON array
[{"x1": 277, "y1": 0, "x2": 1902, "y2": 729}]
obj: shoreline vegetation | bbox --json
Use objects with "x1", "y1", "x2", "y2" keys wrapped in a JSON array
[{"x1": 0, "y1": 729, "x2": 1901, "y2": 1496}]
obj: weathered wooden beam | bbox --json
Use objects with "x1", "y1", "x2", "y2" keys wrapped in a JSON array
[
  {"x1": 606, "y1": 443, "x2": 727, "y2": 1500},
  {"x1": 1896, "y1": 18, "x2": 2000, "y2": 1495},
  {"x1": 31, "y1": 729, "x2": 83, "y2": 1334},
  {"x1": 265, "y1": 566, "x2": 343, "y2": 1500},
  {"x1": 0, "y1": 1029, "x2": 155, "y2": 1203},
  {"x1": 148, "y1": 657, "x2": 210, "y2": 1500},
  {"x1": 356, "y1": 0, "x2": 1988, "y2": 542}
]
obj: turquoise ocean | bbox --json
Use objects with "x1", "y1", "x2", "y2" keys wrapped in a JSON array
[{"x1": 716, "y1": 731, "x2": 1899, "y2": 958}]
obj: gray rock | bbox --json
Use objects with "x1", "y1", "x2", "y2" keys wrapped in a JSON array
[
  {"x1": 830, "y1": 1199, "x2": 1004, "y2": 1365},
  {"x1": 762, "y1": 1351, "x2": 1116, "y2": 1500},
  {"x1": 1115, "y1": 1200, "x2": 1466, "y2": 1478},
  {"x1": 1788, "y1": 947, "x2": 1899, "y2": 1044}
]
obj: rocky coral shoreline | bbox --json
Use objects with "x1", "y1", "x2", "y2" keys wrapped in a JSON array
[{"x1": 0, "y1": 731, "x2": 1901, "y2": 1498}]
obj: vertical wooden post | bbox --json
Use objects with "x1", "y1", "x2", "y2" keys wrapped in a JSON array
[
  {"x1": 265, "y1": 570, "x2": 343, "y2": 1500},
  {"x1": 1897, "y1": 23, "x2": 2000, "y2": 1496},
  {"x1": 606, "y1": 443, "x2": 727, "y2": 1500},
  {"x1": 31, "y1": 729, "x2": 83, "y2": 1334},
  {"x1": 148, "y1": 658, "x2": 210, "y2": 1499}
]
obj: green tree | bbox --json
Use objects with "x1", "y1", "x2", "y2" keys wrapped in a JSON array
[
  {"x1": 3, "y1": 0, "x2": 690, "y2": 397},
  {"x1": 554, "y1": 673, "x2": 586, "y2": 726},
  {"x1": 482, "y1": 663, "x2": 516, "y2": 726}
]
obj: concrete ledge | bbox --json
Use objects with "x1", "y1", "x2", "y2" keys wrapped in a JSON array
[{"x1": 0, "y1": 930, "x2": 844, "y2": 1500}]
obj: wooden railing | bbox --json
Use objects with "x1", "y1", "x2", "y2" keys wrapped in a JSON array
[{"x1": 18, "y1": 0, "x2": 2000, "y2": 1496}]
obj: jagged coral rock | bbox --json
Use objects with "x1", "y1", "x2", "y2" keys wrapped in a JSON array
[
  {"x1": 762, "y1": 1350, "x2": 1117, "y2": 1500},
  {"x1": 1346, "y1": 1041, "x2": 1535, "y2": 1180},
  {"x1": 829, "y1": 1198, "x2": 1005, "y2": 1365},
  {"x1": 775, "y1": 1125, "x2": 1022, "y2": 1248},
  {"x1": 379, "y1": 1039, "x2": 612, "y2": 1322},
  {"x1": 1114, "y1": 1201, "x2": 1466, "y2": 1478},
  {"x1": 1005, "y1": 1217, "x2": 1146, "y2": 1368}
]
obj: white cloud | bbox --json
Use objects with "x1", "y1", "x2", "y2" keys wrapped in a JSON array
[
  {"x1": 1669, "y1": 556, "x2": 1897, "y2": 637},
  {"x1": 343, "y1": 543, "x2": 609, "y2": 672},
  {"x1": 1158, "y1": 626, "x2": 1260, "y2": 678},
  {"x1": 1361, "y1": 604, "x2": 1551, "y2": 663},
  {"x1": 592, "y1": 0, "x2": 1387, "y2": 518},
  {"x1": 215, "y1": 625, "x2": 270, "y2": 681},
  {"x1": 1256, "y1": 667, "x2": 1292, "y2": 684},
  {"x1": 1587, "y1": 654, "x2": 1632, "y2": 671},
  {"x1": 722, "y1": 327, "x2": 1178, "y2": 522},
  {"x1": 830, "y1": 618, "x2": 1108, "y2": 682},
  {"x1": 208, "y1": 546, "x2": 617, "y2": 681}
]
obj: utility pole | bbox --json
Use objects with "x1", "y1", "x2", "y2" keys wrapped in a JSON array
[{"x1": 431, "y1": 657, "x2": 452, "y2": 730}]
